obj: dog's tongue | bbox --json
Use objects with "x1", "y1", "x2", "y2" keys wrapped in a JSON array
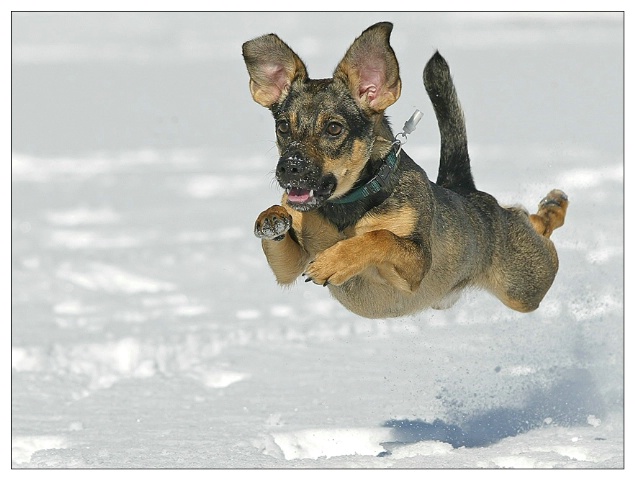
[{"x1": 288, "y1": 187, "x2": 312, "y2": 203}]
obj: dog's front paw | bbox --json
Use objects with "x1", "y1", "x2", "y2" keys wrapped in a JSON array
[
  {"x1": 303, "y1": 245, "x2": 360, "y2": 287},
  {"x1": 254, "y1": 205, "x2": 292, "y2": 241},
  {"x1": 303, "y1": 258, "x2": 335, "y2": 287}
]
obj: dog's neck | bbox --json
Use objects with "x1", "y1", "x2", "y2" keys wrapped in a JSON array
[
  {"x1": 328, "y1": 147, "x2": 400, "y2": 205},
  {"x1": 319, "y1": 145, "x2": 401, "y2": 231}
]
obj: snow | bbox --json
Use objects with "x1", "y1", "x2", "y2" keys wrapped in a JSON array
[{"x1": 10, "y1": 11, "x2": 626, "y2": 471}]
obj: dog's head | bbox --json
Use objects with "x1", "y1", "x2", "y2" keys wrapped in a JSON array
[{"x1": 242, "y1": 22, "x2": 401, "y2": 211}]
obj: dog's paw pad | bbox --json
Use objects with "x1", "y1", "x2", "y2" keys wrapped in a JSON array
[
  {"x1": 532, "y1": 189, "x2": 569, "y2": 236},
  {"x1": 539, "y1": 189, "x2": 569, "y2": 210},
  {"x1": 254, "y1": 206, "x2": 292, "y2": 240}
]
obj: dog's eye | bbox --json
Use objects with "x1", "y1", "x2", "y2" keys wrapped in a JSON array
[
  {"x1": 326, "y1": 122, "x2": 343, "y2": 136},
  {"x1": 277, "y1": 120, "x2": 290, "y2": 135}
]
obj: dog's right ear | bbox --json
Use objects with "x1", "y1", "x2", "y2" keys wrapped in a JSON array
[
  {"x1": 333, "y1": 22, "x2": 401, "y2": 113},
  {"x1": 242, "y1": 34, "x2": 308, "y2": 108}
]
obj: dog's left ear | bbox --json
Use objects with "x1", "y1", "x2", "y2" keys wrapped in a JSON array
[
  {"x1": 334, "y1": 22, "x2": 401, "y2": 113},
  {"x1": 242, "y1": 33, "x2": 308, "y2": 108}
]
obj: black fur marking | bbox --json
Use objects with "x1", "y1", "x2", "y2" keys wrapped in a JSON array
[
  {"x1": 424, "y1": 51, "x2": 476, "y2": 194},
  {"x1": 319, "y1": 150, "x2": 408, "y2": 231}
]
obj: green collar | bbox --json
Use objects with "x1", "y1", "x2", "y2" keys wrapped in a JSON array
[{"x1": 328, "y1": 148, "x2": 400, "y2": 205}]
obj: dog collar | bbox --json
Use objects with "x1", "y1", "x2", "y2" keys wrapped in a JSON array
[{"x1": 328, "y1": 148, "x2": 400, "y2": 205}]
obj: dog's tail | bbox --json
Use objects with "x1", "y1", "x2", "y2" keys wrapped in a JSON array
[{"x1": 423, "y1": 51, "x2": 476, "y2": 193}]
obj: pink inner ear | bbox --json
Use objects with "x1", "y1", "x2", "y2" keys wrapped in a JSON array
[
  {"x1": 357, "y1": 62, "x2": 386, "y2": 102},
  {"x1": 262, "y1": 63, "x2": 291, "y2": 96}
]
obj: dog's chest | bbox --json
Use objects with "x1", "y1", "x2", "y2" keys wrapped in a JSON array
[
  {"x1": 290, "y1": 208, "x2": 343, "y2": 256},
  {"x1": 289, "y1": 204, "x2": 418, "y2": 258}
]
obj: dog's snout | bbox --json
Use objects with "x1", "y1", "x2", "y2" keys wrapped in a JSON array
[{"x1": 277, "y1": 156, "x2": 308, "y2": 178}]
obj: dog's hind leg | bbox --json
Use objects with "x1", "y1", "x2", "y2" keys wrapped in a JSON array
[
  {"x1": 529, "y1": 189, "x2": 569, "y2": 238},
  {"x1": 486, "y1": 199, "x2": 565, "y2": 313}
]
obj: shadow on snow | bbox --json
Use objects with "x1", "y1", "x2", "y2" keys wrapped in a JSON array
[{"x1": 381, "y1": 368, "x2": 604, "y2": 452}]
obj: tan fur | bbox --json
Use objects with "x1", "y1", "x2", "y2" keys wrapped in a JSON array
[
  {"x1": 348, "y1": 205, "x2": 418, "y2": 238},
  {"x1": 305, "y1": 229, "x2": 425, "y2": 291},
  {"x1": 326, "y1": 139, "x2": 373, "y2": 200}
]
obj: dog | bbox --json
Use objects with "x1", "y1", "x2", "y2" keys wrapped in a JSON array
[{"x1": 242, "y1": 22, "x2": 568, "y2": 319}]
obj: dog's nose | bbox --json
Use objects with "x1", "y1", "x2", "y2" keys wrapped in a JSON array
[{"x1": 277, "y1": 156, "x2": 307, "y2": 177}]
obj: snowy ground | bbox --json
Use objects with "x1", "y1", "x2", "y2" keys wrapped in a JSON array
[{"x1": 11, "y1": 12, "x2": 625, "y2": 469}]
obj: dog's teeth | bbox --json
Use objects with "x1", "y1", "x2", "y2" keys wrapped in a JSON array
[{"x1": 309, "y1": 189, "x2": 314, "y2": 197}]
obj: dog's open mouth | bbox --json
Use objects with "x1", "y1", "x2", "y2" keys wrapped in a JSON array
[{"x1": 284, "y1": 182, "x2": 335, "y2": 211}]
